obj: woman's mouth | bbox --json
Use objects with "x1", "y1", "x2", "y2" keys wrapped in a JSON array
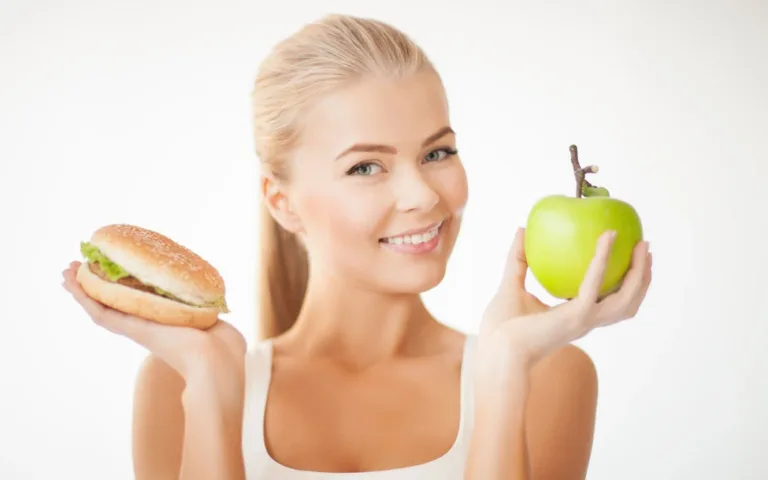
[{"x1": 378, "y1": 220, "x2": 445, "y2": 254}]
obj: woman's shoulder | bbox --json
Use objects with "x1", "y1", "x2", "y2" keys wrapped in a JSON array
[{"x1": 532, "y1": 344, "x2": 597, "y2": 385}]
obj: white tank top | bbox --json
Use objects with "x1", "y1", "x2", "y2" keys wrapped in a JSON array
[{"x1": 241, "y1": 335, "x2": 478, "y2": 479}]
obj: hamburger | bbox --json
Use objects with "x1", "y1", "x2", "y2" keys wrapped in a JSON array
[{"x1": 76, "y1": 224, "x2": 229, "y2": 330}]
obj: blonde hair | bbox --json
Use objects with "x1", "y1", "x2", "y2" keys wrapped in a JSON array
[{"x1": 251, "y1": 14, "x2": 435, "y2": 339}]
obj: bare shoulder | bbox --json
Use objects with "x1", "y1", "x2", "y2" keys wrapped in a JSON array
[
  {"x1": 532, "y1": 343, "x2": 598, "y2": 389},
  {"x1": 132, "y1": 354, "x2": 185, "y2": 480},
  {"x1": 526, "y1": 345, "x2": 599, "y2": 479}
]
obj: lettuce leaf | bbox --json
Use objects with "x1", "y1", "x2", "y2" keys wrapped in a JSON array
[{"x1": 80, "y1": 241, "x2": 131, "y2": 281}]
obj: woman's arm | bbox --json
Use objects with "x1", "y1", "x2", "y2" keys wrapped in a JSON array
[
  {"x1": 465, "y1": 355, "x2": 531, "y2": 480},
  {"x1": 465, "y1": 229, "x2": 651, "y2": 479},
  {"x1": 132, "y1": 355, "x2": 185, "y2": 480},
  {"x1": 178, "y1": 359, "x2": 246, "y2": 480},
  {"x1": 133, "y1": 355, "x2": 247, "y2": 480},
  {"x1": 465, "y1": 345, "x2": 598, "y2": 480},
  {"x1": 62, "y1": 262, "x2": 247, "y2": 480}
]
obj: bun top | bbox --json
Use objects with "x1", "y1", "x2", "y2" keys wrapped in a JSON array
[{"x1": 89, "y1": 224, "x2": 226, "y2": 308}]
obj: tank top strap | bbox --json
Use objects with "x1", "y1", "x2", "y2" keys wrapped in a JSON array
[
  {"x1": 241, "y1": 339, "x2": 274, "y2": 473},
  {"x1": 456, "y1": 334, "x2": 478, "y2": 450}
]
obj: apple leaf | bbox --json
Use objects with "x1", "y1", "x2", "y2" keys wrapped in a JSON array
[{"x1": 582, "y1": 185, "x2": 610, "y2": 197}]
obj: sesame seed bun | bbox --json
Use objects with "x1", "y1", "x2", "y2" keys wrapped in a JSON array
[{"x1": 76, "y1": 224, "x2": 227, "y2": 329}]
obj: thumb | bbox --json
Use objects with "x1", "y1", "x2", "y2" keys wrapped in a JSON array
[{"x1": 500, "y1": 227, "x2": 528, "y2": 291}]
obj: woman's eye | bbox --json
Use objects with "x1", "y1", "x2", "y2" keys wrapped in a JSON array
[
  {"x1": 424, "y1": 147, "x2": 458, "y2": 163},
  {"x1": 347, "y1": 162, "x2": 383, "y2": 176},
  {"x1": 347, "y1": 148, "x2": 457, "y2": 176}
]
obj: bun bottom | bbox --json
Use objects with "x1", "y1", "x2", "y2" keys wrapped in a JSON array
[{"x1": 76, "y1": 263, "x2": 219, "y2": 330}]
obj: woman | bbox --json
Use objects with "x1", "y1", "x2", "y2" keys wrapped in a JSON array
[{"x1": 61, "y1": 13, "x2": 652, "y2": 480}]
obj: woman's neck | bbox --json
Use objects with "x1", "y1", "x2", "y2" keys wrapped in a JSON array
[{"x1": 278, "y1": 271, "x2": 442, "y2": 369}]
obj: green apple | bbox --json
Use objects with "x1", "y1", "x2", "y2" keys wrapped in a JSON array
[{"x1": 524, "y1": 145, "x2": 643, "y2": 299}]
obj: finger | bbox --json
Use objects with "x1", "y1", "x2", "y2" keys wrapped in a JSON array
[
  {"x1": 63, "y1": 275, "x2": 128, "y2": 335},
  {"x1": 624, "y1": 251, "x2": 653, "y2": 316},
  {"x1": 576, "y1": 230, "x2": 617, "y2": 304},
  {"x1": 595, "y1": 241, "x2": 650, "y2": 321},
  {"x1": 62, "y1": 271, "x2": 168, "y2": 343},
  {"x1": 619, "y1": 241, "x2": 650, "y2": 300},
  {"x1": 62, "y1": 261, "x2": 81, "y2": 276},
  {"x1": 500, "y1": 227, "x2": 529, "y2": 291},
  {"x1": 62, "y1": 263, "x2": 81, "y2": 287}
]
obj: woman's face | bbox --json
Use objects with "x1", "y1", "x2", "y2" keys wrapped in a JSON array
[{"x1": 274, "y1": 69, "x2": 468, "y2": 294}]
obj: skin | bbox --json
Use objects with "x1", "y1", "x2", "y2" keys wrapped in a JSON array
[{"x1": 61, "y1": 69, "x2": 652, "y2": 479}]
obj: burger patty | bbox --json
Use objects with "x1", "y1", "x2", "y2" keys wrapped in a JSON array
[{"x1": 89, "y1": 262, "x2": 160, "y2": 295}]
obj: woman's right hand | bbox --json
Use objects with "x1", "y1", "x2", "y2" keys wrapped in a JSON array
[{"x1": 61, "y1": 261, "x2": 246, "y2": 391}]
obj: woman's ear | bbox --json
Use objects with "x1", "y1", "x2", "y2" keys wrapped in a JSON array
[{"x1": 261, "y1": 174, "x2": 303, "y2": 233}]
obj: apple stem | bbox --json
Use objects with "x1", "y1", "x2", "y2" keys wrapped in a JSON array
[{"x1": 569, "y1": 145, "x2": 599, "y2": 197}]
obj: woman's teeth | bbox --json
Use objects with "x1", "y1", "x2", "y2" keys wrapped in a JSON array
[{"x1": 382, "y1": 223, "x2": 441, "y2": 245}]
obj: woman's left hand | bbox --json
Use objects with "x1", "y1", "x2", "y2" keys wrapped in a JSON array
[
  {"x1": 478, "y1": 227, "x2": 652, "y2": 371},
  {"x1": 481, "y1": 228, "x2": 552, "y2": 321}
]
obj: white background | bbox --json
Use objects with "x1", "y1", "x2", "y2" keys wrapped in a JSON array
[{"x1": 1, "y1": 0, "x2": 766, "y2": 478}]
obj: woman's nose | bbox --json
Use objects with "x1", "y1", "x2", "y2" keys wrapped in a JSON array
[{"x1": 393, "y1": 167, "x2": 440, "y2": 213}]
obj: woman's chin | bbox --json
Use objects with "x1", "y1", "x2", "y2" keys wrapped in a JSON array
[{"x1": 380, "y1": 263, "x2": 448, "y2": 294}]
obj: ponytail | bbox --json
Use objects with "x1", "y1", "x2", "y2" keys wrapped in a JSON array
[{"x1": 257, "y1": 202, "x2": 309, "y2": 339}]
